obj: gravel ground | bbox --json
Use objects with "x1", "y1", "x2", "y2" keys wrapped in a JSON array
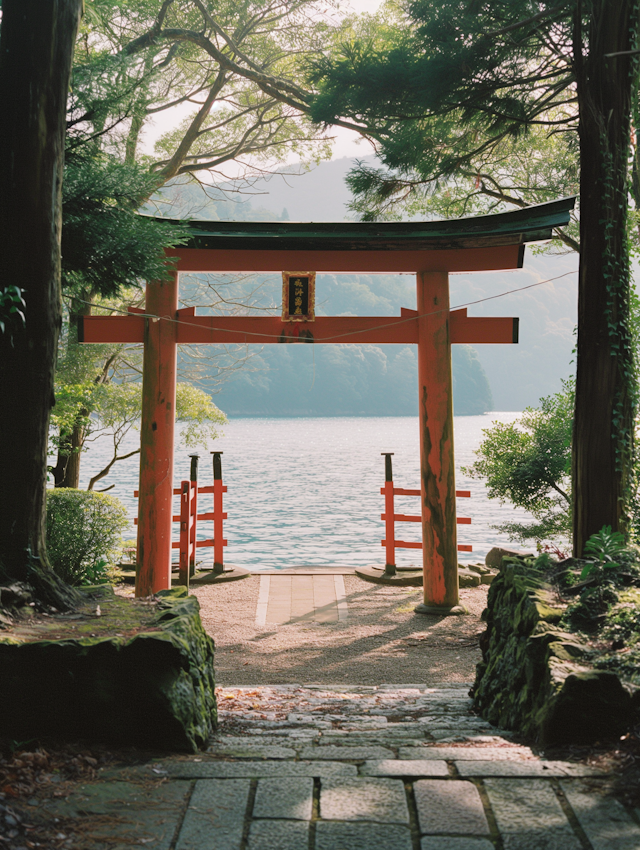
[{"x1": 192, "y1": 575, "x2": 488, "y2": 686}]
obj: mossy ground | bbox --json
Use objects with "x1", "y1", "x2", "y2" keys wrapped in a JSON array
[{"x1": 3, "y1": 585, "x2": 162, "y2": 644}]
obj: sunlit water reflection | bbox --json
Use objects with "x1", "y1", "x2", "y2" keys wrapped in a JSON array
[{"x1": 77, "y1": 414, "x2": 537, "y2": 569}]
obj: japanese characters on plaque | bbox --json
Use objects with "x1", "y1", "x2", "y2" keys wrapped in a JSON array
[{"x1": 282, "y1": 271, "x2": 315, "y2": 322}]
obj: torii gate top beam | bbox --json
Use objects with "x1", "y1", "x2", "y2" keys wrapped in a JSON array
[{"x1": 159, "y1": 196, "x2": 575, "y2": 273}]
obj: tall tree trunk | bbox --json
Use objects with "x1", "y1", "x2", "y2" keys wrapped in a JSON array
[
  {"x1": 572, "y1": 0, "x2": 639, "y2": 555},
  {"x1": 52, "y1": 299, "x2": 91, "y2": 489},
  {"x1": 0, "y1": 0, "x2": 84, "y2": 606},
  {"x1": 52, "y1": 422, "x2": 87, "y2": 489}
]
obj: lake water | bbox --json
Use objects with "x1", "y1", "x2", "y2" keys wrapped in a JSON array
[{"x1": 77, "y1": 414, "x2": 536, "y2": 569}]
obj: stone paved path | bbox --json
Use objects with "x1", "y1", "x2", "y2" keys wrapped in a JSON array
[{"x1": 42, "y1": 684, "x2": 640, "y2": 850}]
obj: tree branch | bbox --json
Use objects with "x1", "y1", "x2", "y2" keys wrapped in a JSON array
[
  {"x1": 87, "y1": 447, "x2": 140, "y2": 491},
  {"x1": 485, "y1": 6, "x2": 565, "y2": 38}
]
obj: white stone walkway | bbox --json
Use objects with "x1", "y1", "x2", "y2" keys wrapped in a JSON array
[{"x1": 255, "y1": 575, "x2": 349, "y2": 626}]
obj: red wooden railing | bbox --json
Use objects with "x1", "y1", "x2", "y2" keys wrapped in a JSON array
[
  {"x1": 135, "y1": 452, "x2": 227, "y2": 587},
  {"x1": 380, "y1": 453, "x2": 471, "y2": 576}
]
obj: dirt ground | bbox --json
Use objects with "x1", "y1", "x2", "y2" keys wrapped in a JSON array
[{"x1": 191, "y1": 574, "x2": 488, "y2": 686}]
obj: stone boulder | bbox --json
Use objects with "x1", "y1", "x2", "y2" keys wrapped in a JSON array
[
  {"x1": 473, "y1": 559, "x2": 634, "y2": 746},
  {"x1": 0, "y1": 586, "x2": 216, "y2": 752},
  {"x1": 484, "y1": 546, "x2": 535, "y2": 570}
]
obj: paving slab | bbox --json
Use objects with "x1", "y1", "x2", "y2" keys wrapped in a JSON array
[
  {"x1": 206, "y1": 743, "x2": 298, "y2": 759},
  {"x1": 560, "y1": 779, "x2": 640, "y2": 850},
  {"x1": 299, "y1": 745, "x2": 394, "y2": 760},
  {"x1": 400, "y1": 747, "x2": 534, "y2": 761},
  {"x1": 420, "y1": 840, "x2": 496, "y2": 850},
  {"x1": 484, "y1": 778, "x2": 582, "y2": 850},
  {"x1": 320, "y1": 777, "x2": 410, "y2": 823},
  {"x1": 456, "y1": 760, "x2": 602, "y2": 777},
  {"x1": 162, "y1": 760, "x2": 357, "y2": 778},
  {"x1": 418, "y1": 717, "x2": 494, "y2": 728},
  {"x1": 41, "y1": 780, "x2": 190, "y2": 850},
  {"x1": 414, "y1": 779, "x2": 490, "y2": 835},
  {"x1": 253, "y1": 777, "x2": 314, "y2": 820},
  {"x1": 360, "y1": 760, "x2": 450, "y2": 777},
  {"x1": 315, "y1": 822, "x2": 413, "y2": 850},
  {"x1": 319, "y1": 733, "x2": 427, "y2": 745},
  {"x1": 246, "y1": 819, "x2": 310, "y2": 850},
  {"x1": 175, "y1": 779, "x2": 250, "y2": 850}
]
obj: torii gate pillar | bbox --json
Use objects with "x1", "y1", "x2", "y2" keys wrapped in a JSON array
[
  {"x1": 416, "y1": 271, "x2": 459, "y2": 613},
  {"x1": 136, "y1": 274, "x2": 178, "y2": 596}
]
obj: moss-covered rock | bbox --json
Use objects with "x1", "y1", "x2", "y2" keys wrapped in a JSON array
[
  {"x1": 472, "y1": 559, "x2": 634, "y2": 746},
  {"x1": 0, "y1": 587, "x2": 216, "y2": 752}
]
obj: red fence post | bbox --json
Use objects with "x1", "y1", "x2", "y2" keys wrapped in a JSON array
[
  {"x1": 212, "y1": 451, "x2": 225, "y2": 574},
  {"x1": 381, "y1": 453, "x2": 396, "y2": 577}
]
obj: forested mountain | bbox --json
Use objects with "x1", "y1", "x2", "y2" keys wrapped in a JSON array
[{"x1": 153, "y1": 160, "x2": 577, "y2": 414}]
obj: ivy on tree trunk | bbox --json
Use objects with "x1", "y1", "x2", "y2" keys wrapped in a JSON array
[
  {"x1": 572, "y1": 0, "x2": 640, "y2": 554},
  {"x1": 0, "y1": 0, "x2": 84, "y2": 607}
]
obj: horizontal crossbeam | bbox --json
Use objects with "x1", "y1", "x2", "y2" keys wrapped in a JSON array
[
  {"x1": 81, "y1": 308, "x2": 518, "y2": 346},
  {"x1": 171, "y1": 539, "x2": 227, "y2": 549},
  {"x1": 382, "y1": 539, "x2": 472, "y2": 552},
  {"x1": 381, "y1": 513, "x2": 471, "y2": 524},
  {"x1": 168, "y1": 244, "x2": 524, "y2": 274},
  {"x1": 381, "y1": 488, "x2": 471, "y2": 497}
]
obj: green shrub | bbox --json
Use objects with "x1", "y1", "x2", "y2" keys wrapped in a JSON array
[
  {"x1": 46, "y1": 489, "x2": 128, "y2": 585},
  {"x1": 602, "y1": 604, "x2": 640, "y2": 645}
]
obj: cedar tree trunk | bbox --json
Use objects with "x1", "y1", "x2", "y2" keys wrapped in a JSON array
[
  {"x1": 0, "y1": 0, "x2": 83, "y2": 606},
  {"x1": 572, "y1": 0, "x2": 639, "y2": 554},
  {"x1": 52, "y1": 301, "x2": 92, "y2": 489}
]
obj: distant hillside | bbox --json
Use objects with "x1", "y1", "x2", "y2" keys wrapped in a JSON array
[
  {"x1": 211, "y1": 343, "x2": 492, "y2": 417},
  {"x1": 155, "y1": 162, "x2": 578, "y2": 412}
]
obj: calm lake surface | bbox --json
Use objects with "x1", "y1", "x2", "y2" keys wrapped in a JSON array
[{"x1": 78, "y1": 414, "x2": 537, "y2": 569}]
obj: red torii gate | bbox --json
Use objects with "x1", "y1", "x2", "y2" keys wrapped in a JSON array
[{"x1": 80, "y1": 197, "x2": 574, "y2": 614}]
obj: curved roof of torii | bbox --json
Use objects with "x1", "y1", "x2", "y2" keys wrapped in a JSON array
[
  {"x1": 157, "y1": 196, "x2": 575, "y2": 252},
  {"x1": 154, "y1": 196, "x2": 576, "y2": 273}
]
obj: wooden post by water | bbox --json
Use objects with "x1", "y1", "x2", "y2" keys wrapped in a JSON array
[
  {"x1": 189, "y1": 454, "x2": 199, "y2": 577},
  {"x1": 212, "y1": 452, "x2": 225, "y2": 574},
  {"x1": 381, "y1": 453, "x2": 396, "y2": 577}
]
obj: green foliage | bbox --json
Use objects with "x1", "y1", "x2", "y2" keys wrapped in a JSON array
[
  {"x1": 176, "y1": 384, "x2": 226, "y2": 449},
  {"x1": 590, "y1": 587, "x2": 640, "y2": 679},
  {"x1": 308, "y1": 0, "x2": 580, "y2": 248},
  {"x1": 593, "y1": 647, "x2": 640, "y2": 683},
  {"x1": 45, "y1": 490, "x2": 128, "y2": 585},
  {"x1": 73, "y1": 0, "x2": 339, "y2": 187},
  {"x1": 62, "y1": 154, "x2": 186, "y2": 298},
  {"x1": 560, "y1": 527, "x2": 640, "y2": 633},
  {"x1": 584, "y1": 525, "x2": 627, "y2": 560},
  {"x1": 580, "y1": 525, "x2": 627, "y2": 580},
  {"x1": 0, "y1": 286, "x2": 26, "y2": 345},
  {"x1": 462, "y1": 383, "x2": 573, "y2": 545},
  {"x1": 602, "y1": 602, "x2": 640, "y2": 645}
]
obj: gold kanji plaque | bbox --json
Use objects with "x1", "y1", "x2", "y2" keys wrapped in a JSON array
[{"x1": 282, "y1": 271, "x2": 315, "y2": 322}]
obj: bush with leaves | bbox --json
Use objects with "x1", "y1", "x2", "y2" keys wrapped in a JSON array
[
  {"x1": 462, "y1": 383, "x2": 573, "y2": 547},
  {"x1": 46, "y1": 490, "x2": 128, "y2": 586},
  {"x1": 560, "y1": 526, "x2": 640, "y2": 634}
]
